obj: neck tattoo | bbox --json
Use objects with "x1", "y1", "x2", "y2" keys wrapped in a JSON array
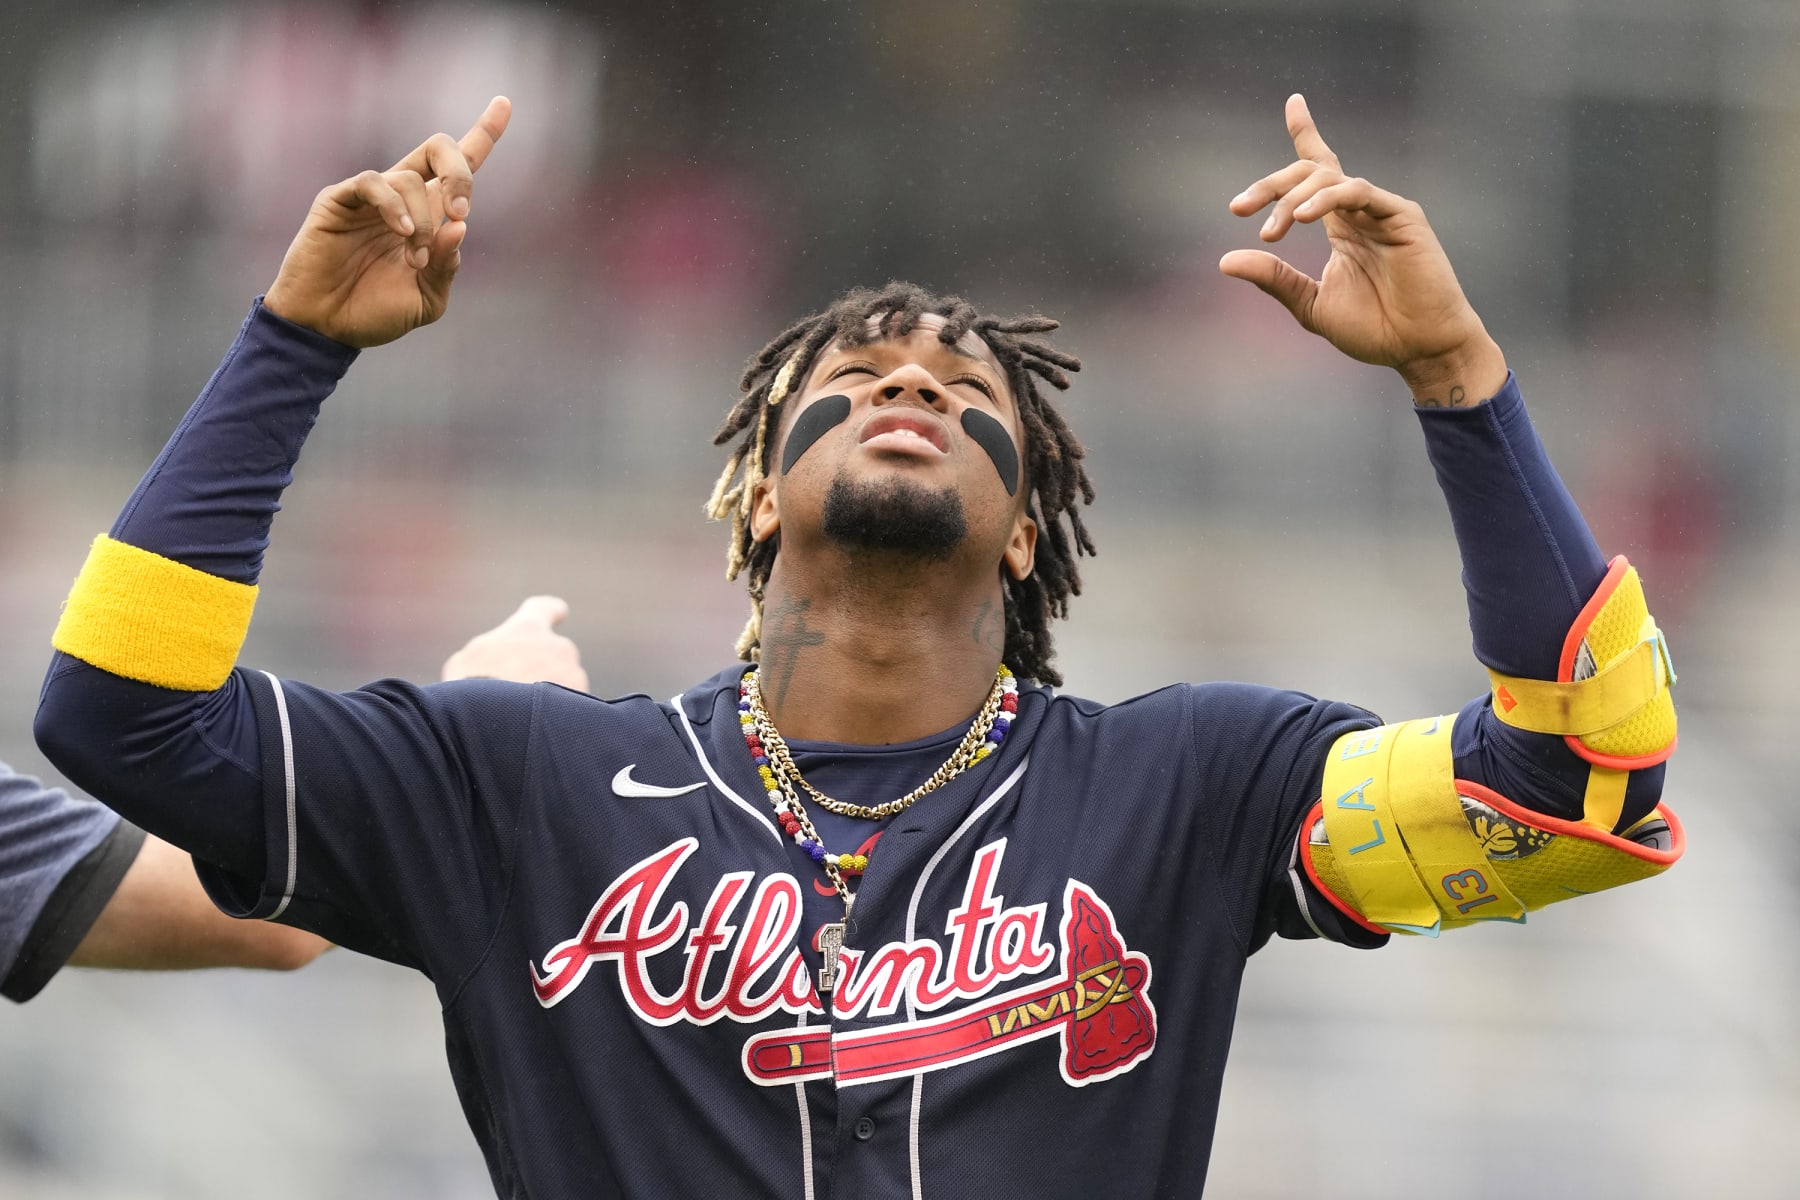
[{"x1": 737, "y1": 664, "x2": 1019, "y2": 993}]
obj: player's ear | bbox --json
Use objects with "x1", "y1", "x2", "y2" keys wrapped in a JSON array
[
  {"x1": 1002, "y1": 511, "x2": 1036, "y2": 581},
  {"x1": 750, "y1": 476, "x2": 780, "y2": 543}
]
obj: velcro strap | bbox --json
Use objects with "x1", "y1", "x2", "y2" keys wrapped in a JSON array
[
  {"x1": 52, "y1": 533, "x2": 257, "y2": 691},
  {"x1": 1318, "y1": 723, "x2": 1440, "y2": 934},
  {"x1": 1488, "y1": 634, "x2": 1669, "y2": 737},
  {"x1": 1581, "y1": 765, "x2": 1630, "y2": 833},
  {"x1": 1379, "y1": 715, "x2": 1528, "y2": 928}
]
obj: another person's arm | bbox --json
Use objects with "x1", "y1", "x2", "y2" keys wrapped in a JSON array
[
  {"x1": 68, "y1": 834, "x2": 326, "y2": 972},
  {"x1": 1, "y1": 764, "x2": 143, "y2": 1001},
  {"x1": 439, "y1": 595, "x2": 588, "y2": 692}
]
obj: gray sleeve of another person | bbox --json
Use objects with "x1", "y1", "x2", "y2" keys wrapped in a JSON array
[{"x1": 0, "y1": 760, "x2": 144, "y2": 1002}]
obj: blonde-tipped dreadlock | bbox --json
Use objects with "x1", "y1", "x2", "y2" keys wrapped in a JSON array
[
  {"x1": 706, "y1": 346, "x2": 806, "y2": 657},
  {"x1": 708, "y1": 281, "x2": 1096, "y2": 686}
]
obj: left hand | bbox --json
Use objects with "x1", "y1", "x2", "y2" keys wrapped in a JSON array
[
  {"x1": 1219, "y1": 94, "x2": 1507, "y2": 404},
  {"x1": 441, "y1": 595, "x2": 590, "y2": 692}
]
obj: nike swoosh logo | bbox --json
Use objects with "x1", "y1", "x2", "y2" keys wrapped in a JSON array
[{"x1": 612, "y1": 766, "x2": 707, "y2": 799}]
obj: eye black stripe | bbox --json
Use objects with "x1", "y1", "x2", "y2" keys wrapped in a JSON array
[
  {"x1": 961, "y1": 408, "x2": 1019, "y2": 496},
  {"x1": 781, "y1": 394, "x2": 853, "y2": 474}
]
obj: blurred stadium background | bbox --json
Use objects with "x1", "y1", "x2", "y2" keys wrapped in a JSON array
[{"x1": 1, "y1": 0, "x2": 1795, "y2": 1195}]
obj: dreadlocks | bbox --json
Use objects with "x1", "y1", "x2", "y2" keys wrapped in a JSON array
[{"x1": 707, "y1": 281, "x2": 1096, "y2": 687}]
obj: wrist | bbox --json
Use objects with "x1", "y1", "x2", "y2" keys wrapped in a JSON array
[
  {"x1": 260, "y1": 280, "x2": 307, "y2": 329},
  {"x1": 252, "y1": 296, "x2": 362, "y2": 363},
  {"x1": 1398, "y1": 335, "x2": 1508, "y2": 408}
]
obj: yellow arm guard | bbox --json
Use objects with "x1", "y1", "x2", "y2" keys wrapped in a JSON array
[
  {"x1": 1486, "y1": 555, "x2": 1676, "y2": 831},
  {"x1": 51, "y1": 533, "x2": 257, "y2": 691},
  {"x1": 1300, "y1": 713, "x2": 1683, "y2": 938}
]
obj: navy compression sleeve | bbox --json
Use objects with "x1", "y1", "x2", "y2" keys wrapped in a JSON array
[
  {"x1": 112, "y1": 300, "x2": 355, "y2": 578},
  {"x1": 35, "y1": 302, "x2": 355, "y2": 873},
  {"x1": 1414, "y1": 374, "x2": 1663, "y2": 829}
]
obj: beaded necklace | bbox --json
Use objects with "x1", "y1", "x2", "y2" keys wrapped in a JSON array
[{"x1": 737, "y1": 664, "x2": 1018, "y2": 993}]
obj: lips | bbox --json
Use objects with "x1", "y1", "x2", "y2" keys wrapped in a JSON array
[{"x1": 858, "y1": 408, "x2": 951, "y2": 454}]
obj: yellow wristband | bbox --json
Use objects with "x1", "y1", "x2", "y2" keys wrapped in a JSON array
[{"x1": 52, "y1": 534, "x2": 257, "y2": 691}]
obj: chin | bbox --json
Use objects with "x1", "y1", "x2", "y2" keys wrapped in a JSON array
[{"x1": 821, "y1": 472, "x2": 968, "y2": 562}]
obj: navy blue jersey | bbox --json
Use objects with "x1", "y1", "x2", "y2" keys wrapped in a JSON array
[
  {"x1": 191, "y1": 664, "x2": 1370, "y2": 1197},
  {"x1": 34, "y1": 302, "x2": 1673, "y2": 1198}
]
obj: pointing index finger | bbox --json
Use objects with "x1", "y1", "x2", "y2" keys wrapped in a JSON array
[
  {"x1": 1285, "y1": 93, "x2": 1341, "y2": 170},
  {"x1": 387, "y1": 97, "x2": 510, "y2": 221},
  {"x1": 459, "y1": 95, "x2": 511, "y2": 175}
]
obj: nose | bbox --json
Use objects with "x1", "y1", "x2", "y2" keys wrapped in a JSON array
[{"x1": 871, "y1": 363, "x2": 949, "y2": 411}]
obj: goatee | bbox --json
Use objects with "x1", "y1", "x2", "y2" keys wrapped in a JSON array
[{"x1": 821, "y1": 474, "x2": 968, "y2": 562}]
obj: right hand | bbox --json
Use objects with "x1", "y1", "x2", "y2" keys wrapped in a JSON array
[
  {"x1": 1219, "y1": 94, "x2": 1505, "y2": 403},
  {"x1": 440, "y1": 595, "x2": 591, "y2": 693},
  {"x1": 263, "y1": 97, "x2": 511, "y2": 347}
]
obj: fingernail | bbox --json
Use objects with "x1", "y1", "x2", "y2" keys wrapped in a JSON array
[
  {"x1": 450, "y1": 196, "x2": 470, "y2": 219},
  {"x1": 413, "y1": 246, "x2": 430, "y2": 268},
  {"x1": 400, "y1": 214, "x2": 415, "y2": 235},
  {"x1": 1261, "y1": 216, "x2": 1277, "y2": 236},
  {"x1": 1231, "y1": 191, "x2": 1252, "y2": 207}
]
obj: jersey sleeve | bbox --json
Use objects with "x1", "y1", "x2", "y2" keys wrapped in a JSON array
[
  {"x1": 1184, "y1": 684, "x2": 1387, "y2": 953},
  {"x1": 0, "y1": 764, "x2": 146, "y2": 1002},
  {"x1": 197, "y1": 672, "x2": 540, "y2": 974}
]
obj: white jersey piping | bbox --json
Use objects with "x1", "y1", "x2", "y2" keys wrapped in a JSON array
[
  {"x1": 258, "y1": 670, "x2": 299, "y2": 921},
  {"x1": 673, "y1": 693, "x2": 783, "y2": 843}
]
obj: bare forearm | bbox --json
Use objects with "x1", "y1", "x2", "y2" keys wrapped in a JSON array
[{"x1": 68, "y1": 835, "x2": 328, "y2": 971}]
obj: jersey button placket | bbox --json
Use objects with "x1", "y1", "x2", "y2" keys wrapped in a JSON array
[{"x1": 852, "y1": 1115, "x2": 877, "y2": 1141}]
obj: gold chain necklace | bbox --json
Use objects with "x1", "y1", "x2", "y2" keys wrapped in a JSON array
[
  {"x1": 744, "y1": 666, "x2": 1012, "y2": 820},
  {"x1": 738, "y1": 665, "x2": 1019, "y2": 994}
]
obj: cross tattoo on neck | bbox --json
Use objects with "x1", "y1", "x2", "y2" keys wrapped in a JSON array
[{"x1": 763, "y1": 595, "x2": 826, "y2": 709}]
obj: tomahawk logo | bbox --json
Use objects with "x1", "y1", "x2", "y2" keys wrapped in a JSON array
[
  {"x1": 529, "y1": 839, "x2": 1156, "y2": 1088},
  {"x1": 744, "y1": 879, "x2": 1156, "y2": 1088}
]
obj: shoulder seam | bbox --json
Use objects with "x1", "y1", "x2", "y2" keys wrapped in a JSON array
[
  {"x1": 1188, "y1": 685, "x2": 1255, "y2": 959},
  {"x1": 444, "y1": 683, "x2": 543, "y2": 1011}
]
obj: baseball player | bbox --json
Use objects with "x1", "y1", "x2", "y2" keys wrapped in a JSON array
[
  {"x1": 2, "y1": 595, "x2": 586, "y2": 1002},
  {"x1": 33, "y1": 94, "x2": 1679, "y2": 1198}
]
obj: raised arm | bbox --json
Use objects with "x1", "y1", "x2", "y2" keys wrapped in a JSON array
[
  {"x1": 31, "y1": 104, "x2": 554, "y2": 974},
  {"x1": 1222, "y1": 96, "x2": 1679, "y2": 941}
]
